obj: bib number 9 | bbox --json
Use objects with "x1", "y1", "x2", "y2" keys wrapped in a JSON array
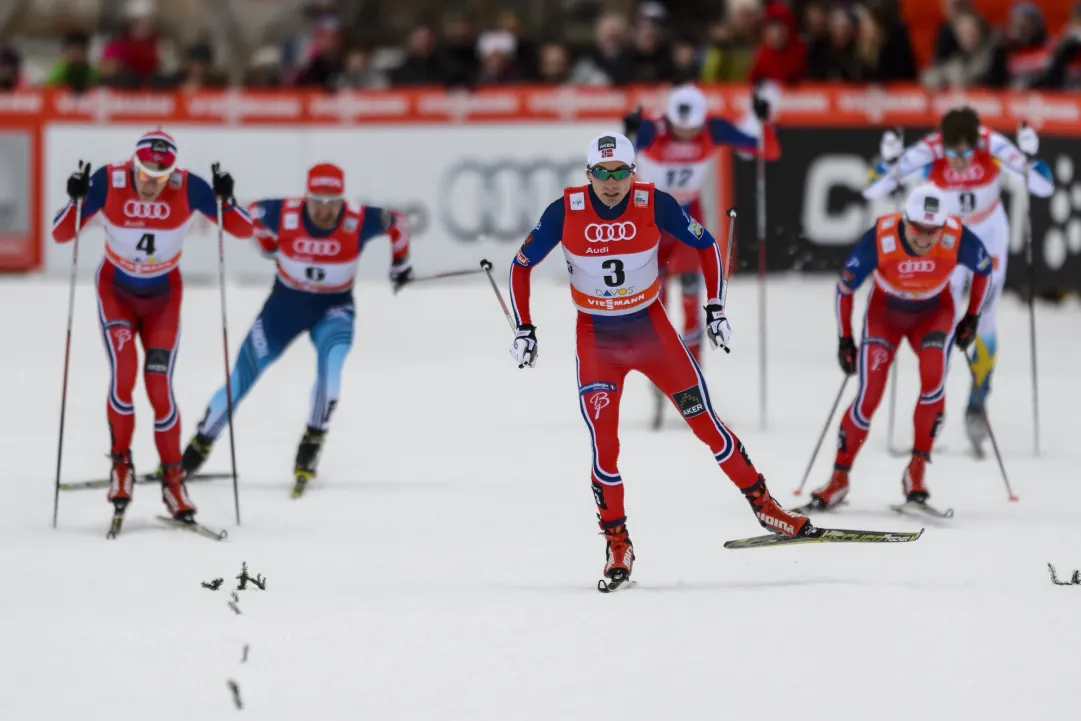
[{"x1": 602, "y1": 259, "x2": 625, "y2": 287}]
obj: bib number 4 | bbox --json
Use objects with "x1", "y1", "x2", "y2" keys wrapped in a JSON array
[{"x1": 136, "y1": 232, "x2": 156, "y2": 255}]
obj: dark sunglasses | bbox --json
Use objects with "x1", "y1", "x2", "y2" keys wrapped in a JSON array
[
  {"x1": 589, "y1": 165, "x2": 634, "y2": 181},
  {"x1": 907, "y1": 220, "x2": 942, "y2": 236}
]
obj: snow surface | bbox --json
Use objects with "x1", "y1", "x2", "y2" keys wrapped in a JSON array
[{"x1": 2, "y1": 274, "x2": 1079, "y2": 721}]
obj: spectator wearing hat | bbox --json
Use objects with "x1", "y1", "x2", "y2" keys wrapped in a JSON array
[
  {"x1": 750, "y1": 2, "x2": 806, "y2": 84},
  {"x1": 475, "y1": 30, "x2": 522, "y2": 85},
  {"x1": 1004, "y1": 2, "x2": 1051, "y2": 89}
]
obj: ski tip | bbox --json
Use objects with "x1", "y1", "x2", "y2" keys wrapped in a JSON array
[
  {"x1": 792, "y1": 490, "x2": 802, "y2": 496},
  {"x1": 1008, "y1": 495, "x2": 1020, "y2": 503}
]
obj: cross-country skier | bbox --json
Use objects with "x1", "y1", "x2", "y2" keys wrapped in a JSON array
[
  {"x1": 507, "y1": 132, "x2": 810, "y2": 592},
  {"x1": 51, "y1": 129, "x2": 253, "y2": 526},
  {"x1": 180, "y1": 163, "x2": 412, "y2": 497},
  {"x1": 863, "y1": 108, "x2": 1052, "y2": 455}
]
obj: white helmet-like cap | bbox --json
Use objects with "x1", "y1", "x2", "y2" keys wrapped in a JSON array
[
  {"x1": 904, "y1": 184, "x2": 949, "y2": 228},
  {"x1": 666, "y1": 84, "x2": 708, "y2": 130},
  {"x1": 586, "y1": 132, "x2": 636, "y2": 168}
]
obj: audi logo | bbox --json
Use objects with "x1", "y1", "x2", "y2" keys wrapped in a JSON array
[
  {"x1": 440, "y1": 159, "x2": 582, "y2": 242},
  {"x1": 293, "y1": 238, "x2": 341, "y2": 256},
  {"x1": 585, "y1": 222, "x2": 637, "y2": 242},
  {"x1": 124, "y1": 201, "x2": 170, "y2": 219},
  {"x1": 897, "y1": 259, "x2": 935, "y2": 273}
]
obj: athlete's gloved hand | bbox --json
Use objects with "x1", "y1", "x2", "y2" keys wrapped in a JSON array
[
  {"x1": 838, "y1": 336, "x2": 857, "y2": 375},
  {"x1": 704, "y1": 300, "x2": 733, "y2": 353},
  {"x1": 1017, "y1": 122, "x2": 1039, "y2": 157},
  {"x1": 211, "y1": 162, "x2": 235, "y2": 202},
  {"x1": 622, "y1": 106, "x2": 643, "y2": 139},
  {"x1": 880, "y1": 128, "x2": 904, "y2": 164},
  {"x1": 752, "y1": 90, "x2": 771, "y2": 122},
  {"x1": 954, "y1": 313, "x2": 979, "y2": 351},
  {"x1": 390, "y1": 260, "x2": 413, "y2": 294},
  {"x1": 67, "y1": 160, "x2": 91, "y2": 202},
  {"x1": 510, "y1": 324, "x2": 538, "y2": 368}
]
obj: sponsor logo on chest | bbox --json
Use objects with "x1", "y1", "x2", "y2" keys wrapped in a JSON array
[
  {"x1": 656, "y1": 142, "x2": 708, "y2": 162},
  {"x1": 123, "y1": 200, "x2": 171, "y2": 221},
  {"x1": 897, "y1": 259, "x2": 936, "y2": 274},
  {"x1": 290, "y1": 238, "x2": 342, "y2": 257},
  {"x1": 582, "y1": 292, "x2": 646, "y2": 310}
]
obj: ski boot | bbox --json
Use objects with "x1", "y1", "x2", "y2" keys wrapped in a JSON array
[
  {"x1": 598, "y1": 520, "x2": 635, "y2": 593},
  {"x1": 964, "y1": 404, "x2": 988, "y2": 458},
  {"x1": 744, "y1": 475, "x2": 812, "y2": 537},
  {"x1": 804, "y1": 467, "x2": 850, "y2": 511},
  {"x1": 181, "y1": 432, "x2": 215, "y2": 477},
  {"x1": 161, "y1": 463, "x2": 197, "y2": 521},
  {"x1": 902, "y1": 452, "x2": 930, "y2": 504},
  {"x1": 107, "y1": 450, "x2": 135, "y2": 513},
  {"x1": 292, "y1": 426, "x2": 326, "y2": 498}
]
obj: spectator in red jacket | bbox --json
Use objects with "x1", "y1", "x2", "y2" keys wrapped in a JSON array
[{"x1": 750, "y1": 2, "x2": 806, "y2": 84}]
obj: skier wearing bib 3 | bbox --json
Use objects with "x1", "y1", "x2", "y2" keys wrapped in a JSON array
[
  {"x1": 507, "y1": 132, "x2": 810, "y2": 591},
  {"x1": 808, "y1": 185, "x2": 992, "y2": 514}
]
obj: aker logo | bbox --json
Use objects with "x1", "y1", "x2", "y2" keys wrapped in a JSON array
[
  {"x1": 923, "y1": 196, "x2": 940, "y2": 214},
  {"x1": 757, "y1": 512, "x2": 794, "y2": 535},
  {"x1": 579, "y1": 382, "x2": 617, "y2": 395},
  {"x1": 671, "y1": 386, "x2": 706, "y2": 418},
  {"x1": 922, "y1": 331, "x2": 947, "y2": 350},
  {"x1": 591, "y1": 480, "x2": 607, "y2": 510},
  {"x1": 144, "y1": 348, "x2": 172, "y2": 375}
]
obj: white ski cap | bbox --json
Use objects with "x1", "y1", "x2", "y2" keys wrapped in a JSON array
[
  {"x1": 666, "y1": 84, "x2": 708, "y2": 129},
  {"x1": 586, "y1": 132, "x2": 635, "y2": 168},
  {"x1": 904, "y1": 184, "x2": 949, "y2": 228}
]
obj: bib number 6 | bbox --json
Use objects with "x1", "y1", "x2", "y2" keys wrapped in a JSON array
[
  {"x1": 602, "y1": 259, "x2": 625, "y2": 287},
  {"x1": 305, "y1": 267, "x2": 326, "y2": 282}
]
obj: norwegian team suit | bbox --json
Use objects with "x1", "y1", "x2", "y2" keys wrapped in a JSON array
[
  {"x1": 834, "y1": 214, "x2": 992, "y2": 468},
  {"x1": 51, "y1": 163, "x2": 253, "y2": 468},
  {"x1": 509, "y1": 182, "x2": 767, "y2": 529}
]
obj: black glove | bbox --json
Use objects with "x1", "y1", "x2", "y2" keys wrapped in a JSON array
[
  {"x1": 622, "y1": 106, "x2": 643, "y2": 139},
  {"x1": 67, "y1": 161, "x2": 91, "y2": 202},
  {"x1": 752, "y1": 91, "x2": 771, "y2": 122},
  {"x1": 390, "y1": 260, "x2": 413, "y2": 294},
  {"x1": 955, "y1": 313, "x2": 978, "y2": 351},
  {"x1": 838, "y1": 337, "x2": 857, "y2": 376},
  {"x1": 211, "y1": 162, "x2": 235, "y2": 202}
]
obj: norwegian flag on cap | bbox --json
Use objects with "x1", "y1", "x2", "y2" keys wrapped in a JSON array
[
  {"x1": 133, "y1": 129, "x2": 178, "y2": 177},
  {"x1": 307, "y1": 163, "x2": 345, "y2": 198}
]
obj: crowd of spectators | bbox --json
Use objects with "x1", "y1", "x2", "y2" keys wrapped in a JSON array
[{"x1": 2, "y1": 0, "x2": 1080, "y2": 94}]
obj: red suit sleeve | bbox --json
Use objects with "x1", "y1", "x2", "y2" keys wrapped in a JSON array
[
  {"x1": 218, "y1": 200, "x2": 254, "y2": 239},
  {"x1": 696, "y1": 245, "x2": 724, "y2": 304},
  {"x1": 836, "y1": 284, "x2": 855, "y2": 338},
  {"x1": 509, "y1": 261, "x2": 533, "y2": 326},
  {"x1": 52, "y1": 166, "x2": 108, "y2": 242},
  {"x1": 387, "y1": 210, "x2": 410, "y2": 265}
]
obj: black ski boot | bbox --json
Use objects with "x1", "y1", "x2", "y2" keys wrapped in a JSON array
[
  {"x1": 292, "y1": 426, "x2": 326, "y2": 498},
  {"x1": 181, "y1": 432, "x2": 215, "y2": 476}
]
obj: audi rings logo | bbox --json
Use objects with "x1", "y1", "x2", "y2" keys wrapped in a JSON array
[
  {"x1": 585, "y1": 222, "x2": 636, "y2": 242},
  {"x1": 293, "y1": 238, "x2": 341, "y2": 256},
  {"x1": 441, "y1": 159, "x2": 582, "y2": 242},
  {"x1": 124, "y1": 201, "x2": 170, "y2": 219},
  {"x1": 897, "y1": 259, "x2": 935, "y2": 273}
]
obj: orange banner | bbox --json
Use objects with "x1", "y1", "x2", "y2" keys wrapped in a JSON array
[{"x1": 2, "y1": 85, "x2": 1081, "y2": 132}]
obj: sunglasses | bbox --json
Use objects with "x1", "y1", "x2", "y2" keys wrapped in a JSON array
[
  {"x1": 590, "y1": 165, "x2": 634, "y2": 181},
  {"x1": 135, "y1": 167, "x2": 170, "y2": 184},
  {"x1": 907, "y1": 220, "x2": 942, "y2": 236},
  {"x1": 307, "y1": 196, "x2": 343, "y2": 206},
  {"x1": 945, "y1": 147, "x2": 974, "y2": 159}
]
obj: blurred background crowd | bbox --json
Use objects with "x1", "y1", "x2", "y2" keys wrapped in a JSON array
[{"x1": 0, "y1": 0, "x2": 1078, "y2": 93}]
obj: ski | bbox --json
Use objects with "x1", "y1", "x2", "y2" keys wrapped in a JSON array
[
  {"x1": 156, "y1": 515, "x2": 228, "y2": 541},
  {"x1": 105, "y1": 506, "x2": 127, "y2": 539},
  {"x1": 597, "y1": 575, "x2": 636, "y2": 593},
  {"x1": 61, "y1": 472, "x2": 232, "y2": 492},
  {"x1": 724, "y1": 526, "x2": 924, "y2": 550},
  {"x1": 890, "y1": 501, "x2": 954, "y2": 519},
  {"x1": 292, "y1": 471, "x2": 312, "y2": 499},
  {"x1": 888, "y1": 444, "x2": 951, "y2": 458}
]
